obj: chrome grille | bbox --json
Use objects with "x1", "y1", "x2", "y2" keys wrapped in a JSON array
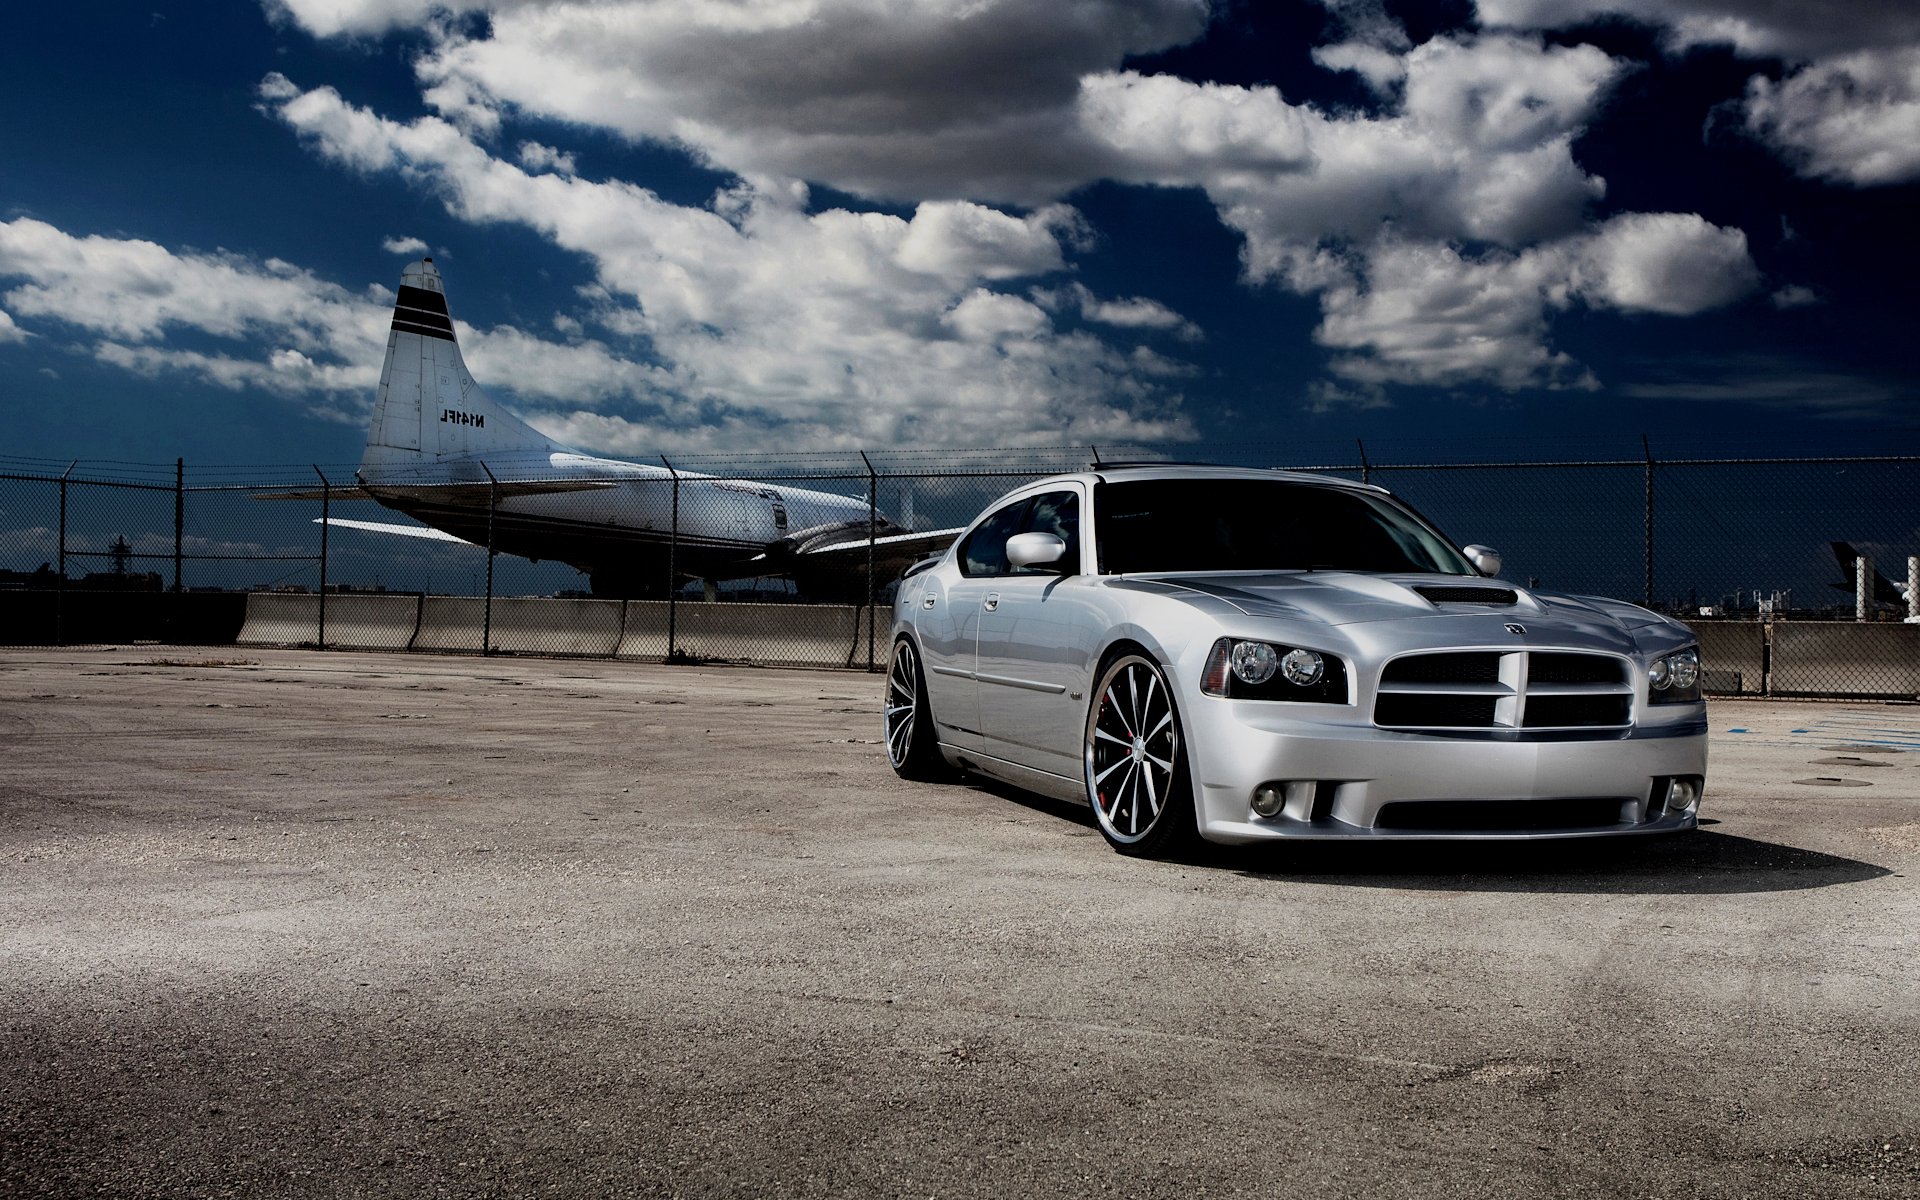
[{"x1": 1375, "y1": 650, "x2": 1632, "y2": 731}]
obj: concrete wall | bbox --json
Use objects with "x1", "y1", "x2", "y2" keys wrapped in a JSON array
[
  {"x1": 1771, "y1": 622, "x2": 1920, "y2": 698},
  {"x1": 1684, "y1": 621, "x2": 1767, "y2": 695},
  {"x1": 487, "y1": 597, "x2": 623, "y2": 657},
  {"x1": 229, "y1": 595, "x2": 1916, "y2": 696},
  {"x1": 617, "y1": 600, "x2": 878, "y2": 668},
  {"x1": 315, "y1": 594, "x2": 421, "y2": 651},
  {"x1": 239, "y1": 593, "x2": 421, "y2": 650},
  {"x1": 237, "y1": 594, "x2": 323, "y2": 647}
]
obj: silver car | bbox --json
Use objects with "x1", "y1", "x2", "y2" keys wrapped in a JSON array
[{"x1": 883, "y1": 466, "x2": 1707, "y2": 856}]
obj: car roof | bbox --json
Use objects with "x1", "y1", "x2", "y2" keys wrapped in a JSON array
[{"x1": 1009, "y1": 464, "x2": 1388, "y2": 493}]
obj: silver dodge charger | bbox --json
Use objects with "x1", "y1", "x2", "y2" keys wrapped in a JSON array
[{"x1": 884, "y1": 465, "x2": 1707, "y2": 856}]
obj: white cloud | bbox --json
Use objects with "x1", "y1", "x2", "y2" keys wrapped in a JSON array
[
  {"x1": 1475, "y1": 0, "x2": 1920, "y2": 59},
  {"x1": 382, "y1": 235, "x2": 429, "y2": 256},
  {"x1": 0, "y1": 216, "x2": 380, "y2": 351},
  {"x1": 278, "y1": 0, "x2": 1210, "y2": 207},
  {"x1": 1742, "y1": 47, "x2": 1920, "y2": 186},
  {"x1": 1617, "y1": 356, "x2": 1907, "y2": 418},
  {"x1": 1568, "y1": 211, "x2": 1759, "y2": 316},
  {"x1": 1301, "y1": 213, "x2": 1757, "y2": 390},
  {"x1": 1472, "y1": 3, "x2": 1920, "y2": 186},
  {"x1": 1312, "y1": 42, "x2": 1408, "y2": 93},
  {"x1": 1771, "y1": 284, "x2": 1821, "y2": 309},
  {"x1": 1081, "y1": 36, "x2": 1621, "y2": 250},
  {"x1": 1040, "y1": 283, "x2": 1201, "y2": 339},
  {"x1": 94, "y1": 341, "x2": 372, "y2": 397},
  {"x1": 0, "y1": 216, "x2": 696, "y2": 424},
  {"x1": 1311, "y1": 236, "x2": 1594, "y2": 391},
  {"x1": 942, "y1": 290, "x2": 1049, "y2": 342},
  {"x1": 0, "y1": 308, "x2": 28, "y2": 344},
  {"x1": 893, "y1": 202, "x2": 1073, "y2": 283},
  {"x1": 265, "y1": 0, "x2": 475, "y2": 38},
  {"x1": 1075, "y1": 73, "x2": 1316, "y2": 186},
  {"x1": 1071, "y1": 35, "x2": 1757, "y2": 390},
  {"x1": 517, "y1": 140, "x2": 577, "y2": 176},
  {"x1": 255, "y1": 4, "x2": 1777, "y2": 403},
  {"x1": 259, "y1": 78, "x2": 1196, "y2": 447}
]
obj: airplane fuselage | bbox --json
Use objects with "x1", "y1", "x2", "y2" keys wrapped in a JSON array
[
  {"x1": 366, "y1": 450, "x2": 885, "y2": 595},
  {"x1": 349, "y1": 258, "x2": 943, "y2": 598}
]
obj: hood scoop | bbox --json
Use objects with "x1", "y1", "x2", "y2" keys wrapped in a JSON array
[{"x1": 1414, "y1": 585, "x2": 1519, "y2": 605}]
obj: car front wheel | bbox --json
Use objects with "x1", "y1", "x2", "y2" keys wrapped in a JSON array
[
  {"x1": 1084, "y1": 653, "x2": 1196, "y2": 856},
  {"x1": 885, "y1": 637, "x2": 953, "y2": 781}
]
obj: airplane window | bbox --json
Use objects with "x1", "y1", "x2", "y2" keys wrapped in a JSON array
[
  {"x1": 1012, "y1": 491, "x2": 1079, "y2": 575},
  {"x1": 960, "y1": 499, "x2": 1031, "y2": 577}
]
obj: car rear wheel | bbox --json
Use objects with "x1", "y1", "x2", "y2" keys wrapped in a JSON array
[
  {"x1": 1084, "y1": 653, "x2": 1196, "y2": 856},
  {"x1": 885, "y1": 637, "x2": 953, "y2": 781}
]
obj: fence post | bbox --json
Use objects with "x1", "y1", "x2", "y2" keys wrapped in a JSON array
[
  {"x1": 1641, "y1": 435, "x2": 1655, "y2": 609},
  {"x1": 314, "y1": 466, "x2": 330, "y2": 650},
  {"x1": 861, "y1": 451, "x2": 878, "y2": 671},
  {"x1": 1356, "y1": 438, "x2": 1371, "y2": 486},
  {"x1": 173, "y1": 458, "x2": 185, "y2": 595},
  {"x1": 1910, "y1": 557, "x2": 1919, "y2": 624},
  {"x1": 481, "y1": 461, "x2": 498, "y2": 656},
  {"x1": 1857, "y1": 555, "x2": 1873, "y2": 623},
  {"x1": 662, "y1": 456, "x2": 679, "y2": 661},
  {"x1": 56, "y1": 461, "x2": 74, "y2": 647}
]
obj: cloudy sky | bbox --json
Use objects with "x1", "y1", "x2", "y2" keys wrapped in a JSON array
[{"x1": 1, "y1": 0, "x2": 1915, "y2": 469}]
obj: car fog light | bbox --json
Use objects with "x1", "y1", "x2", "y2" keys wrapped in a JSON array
[
  {"x1": 1667, "y1": 777, "x2": 1701, "y2": 811},
  {"x1": 1280, "y1": 648, "x2": 1325, "y2": 686},
  {"x1": 1231, "y1": 641, "x2": 1279, "y2": 686},
  {"x1": 1251, "y1": 785, "x2": 1285, "y2": 818}
]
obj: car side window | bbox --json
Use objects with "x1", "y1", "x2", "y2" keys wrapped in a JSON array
[
  {"x1": 1011, "y1": 490, "x2": 1080, "y2": 575},
  {"x1": 959, "y1": 498, "x2": 1030, "y2": 577}
]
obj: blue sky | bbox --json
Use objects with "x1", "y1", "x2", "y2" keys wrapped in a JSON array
[{"x1": 1, "y1": 0, "x2": 1916, "y2": 473}]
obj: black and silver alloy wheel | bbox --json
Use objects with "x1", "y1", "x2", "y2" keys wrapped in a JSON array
[
  {"x1": 1084, "y1": 653, "x2": 1195, "y2": 855},
  {"x1": 885, "y1": 637, "x2": 951, "y2": 781}
]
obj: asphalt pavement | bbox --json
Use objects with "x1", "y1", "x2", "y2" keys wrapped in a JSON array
[{"x1": 1, "y1": 647, "x2": 1915, "y2": 1198}]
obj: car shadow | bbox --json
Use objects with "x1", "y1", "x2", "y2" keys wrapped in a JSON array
[
  {"x1": 962, "y1": 776, "x2": 1891, "y2": 896},
  {"x1": 1208, "y1": 830, "x2": 1891, "y2": 895}
]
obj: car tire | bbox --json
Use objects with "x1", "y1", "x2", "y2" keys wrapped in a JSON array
[
  {"x1": 1084, "y1": 652, "x2": 1197, "y2": 857},
  {"x1": 885, "y1": 637, "x2": 954, "y2": 781}
]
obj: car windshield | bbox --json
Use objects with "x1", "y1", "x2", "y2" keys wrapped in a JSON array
[{"x1": 1095, "y1": 478, "x2": 1476, "y2": 576}]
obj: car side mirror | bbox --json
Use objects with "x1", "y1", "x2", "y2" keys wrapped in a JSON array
[
  {"x1": 1463, "y1": 545, "x2": 1503, "y2": 577},
  {"x1": 1006, "y1": 532, "x2": 1069, "y2": 571}
]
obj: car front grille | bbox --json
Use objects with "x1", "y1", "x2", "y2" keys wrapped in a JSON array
[
  {"x1": 1374, "y1": 650, "x2": 1631, "y2": 731},
  {"x1": 1374, "y1": 797, "x2": 1627, "y2": 831}
]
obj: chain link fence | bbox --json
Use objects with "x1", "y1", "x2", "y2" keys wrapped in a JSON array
[{"x1": 2, "y1": 448, "x2": 1915, "y2": 695}]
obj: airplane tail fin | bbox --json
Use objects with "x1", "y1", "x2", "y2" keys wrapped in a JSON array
[
  {"x1": 360, "y1": 258, "x2": 556, "y2": 479},
  {"x1": 1830, "y1": 541, "x2": 1907, "y2": 605}
]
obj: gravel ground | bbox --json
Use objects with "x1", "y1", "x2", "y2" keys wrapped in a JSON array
[{"x1": 1, "y1": 646, "x2": 1916, "y2": 1198}]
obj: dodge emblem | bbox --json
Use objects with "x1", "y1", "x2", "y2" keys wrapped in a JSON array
[{"x1": 1505, "y1": 623, "x2": 1527, "y2": 635}]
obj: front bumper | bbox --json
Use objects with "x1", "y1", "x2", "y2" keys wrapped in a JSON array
[{"x1": 1187, "y1": 698, "x2": 1708, "y2": 843}]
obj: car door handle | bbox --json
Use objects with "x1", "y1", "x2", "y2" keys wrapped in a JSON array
[{"x1": 983, "y1": 593, "x2": 999, "y2": 612}]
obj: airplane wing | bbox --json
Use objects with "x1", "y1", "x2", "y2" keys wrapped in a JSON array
[
  {"x1": 795, "y1": 527, "x2": 965, "y2": 563},
  {"x1": 750, "y1": 526, "x2": 964, "y2": 583},
  {"x1": 315, "y1": 517, "x2": 475, "y2": 545}
]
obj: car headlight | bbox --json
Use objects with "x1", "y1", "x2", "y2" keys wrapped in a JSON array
[
  {"x1": 1202, "y1": 639, "x2": 1348, "y2": 702},
  {"x1": 1649, "y1": 647, "x2": 1702, "y2": 704}
]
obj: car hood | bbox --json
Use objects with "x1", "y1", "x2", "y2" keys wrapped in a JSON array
[{"x1": 1137, "y1": 571, "x2": 1670, "y2": 636}]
